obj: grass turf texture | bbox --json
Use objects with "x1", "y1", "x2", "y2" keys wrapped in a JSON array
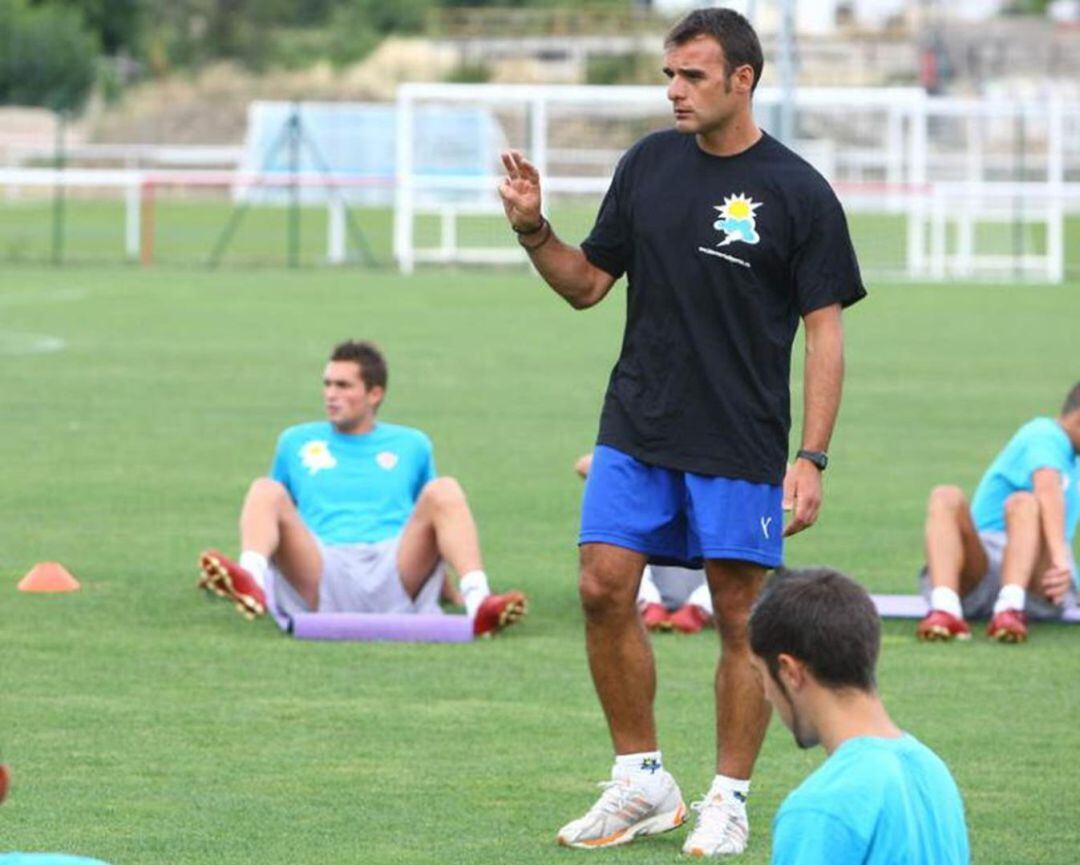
[
  {"x1": 2, "y1": 199, "x2": 1079, "y2": 281},
  {"x1": 1, "y1": 266, "x2": 1079, "y2": 864}
]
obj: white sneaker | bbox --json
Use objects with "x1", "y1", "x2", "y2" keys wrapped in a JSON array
[
  {"x1": 681, "y1": 791, "x2": 749, "y2": 857},
  {"x1": 556, "y1": 771, "x2": 687, "y2": 849}
]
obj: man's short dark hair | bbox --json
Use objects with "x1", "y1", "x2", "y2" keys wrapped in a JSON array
[
  {"x1": 330, "y1": 340, "x2": 388, "y2": 392},
  {"x1": 665, "y1": 8, "x2": 764, "y2": 93},
  {"x1": 1062, "y1": 382, "x2": 1080, "y2": 416},
  {"x1": 749, "y1": 567, "x2": 880, "y2": 691}
]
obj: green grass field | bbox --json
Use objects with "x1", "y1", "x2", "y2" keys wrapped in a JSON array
[
  {"x1": 2, "y1": 199, "x2": 1078, "y2": 281},
  {"x1": 1, "y1": 265, "x2": 1078, "y2": 864}
]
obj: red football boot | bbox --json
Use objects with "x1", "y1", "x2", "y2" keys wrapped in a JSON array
[
  {"x1": 198, "y1": 549, "x2": 267, "y2": 620},
  {"x1": 473, "y1": 590, "x2": 527, "y2": 637},
  {"x1": 640, "y1": 602, "x2": 672, "y2": 632},
  {"x1": 668, "y1": 603, "x2": 712, "y2": 635},
  {"x1": 987, "y1": 608, "x2": 1028, "y2": 643},
  {"x1": 916, "y1": 609, "x2": 971, "y2": 642}
]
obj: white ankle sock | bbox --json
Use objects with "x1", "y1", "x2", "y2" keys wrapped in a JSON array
[
  {"x1": 930, "y1": 586, "x2": 963, "y2": 619},
  {"x1": 708, "y1": 774, "x2": 750, "y2": 807},
  {"x1": 459, "y1": 570, "x2": 490, "y2": 619},
  {"x1": 613, "y1": 751, "x2": 666, "y2": 792},
  {"x1": 993, "y1": 584, "x2": 1026, "y2": 614},
  {"x1": 239, "y1": 551, "x2": 268, "y2": 589},
  {"x1": 638, "y1": 566, "x2": 662, "y2": 605},
  {"x1": 687, "y1": 582, "x2": 714, "y2": 615}
]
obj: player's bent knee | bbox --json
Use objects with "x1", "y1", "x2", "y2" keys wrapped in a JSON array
[
  {"x1": 928, "y1": 485, "x2": 965, "y2": 512},
  {"x1": 420, "y1": 476, "x2": 467, "y2": 511},
  {"x1": 1004, "y1": 491, "x2": 1038, "y2": 519},
  {"x1": 247, "y1": 476, "x2": 288, "y2": 503}
]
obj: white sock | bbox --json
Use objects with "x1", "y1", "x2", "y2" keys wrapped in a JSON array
[
  {"x1": 613, "y1": 751, "x2": 667, "y2": 793},
  {"x1": 708, "y1": 774, "x2": 750, "y2": 807},
  {"x1": 460, "y1": 570, "x2": 491, "y2": 619},
  {"x1": 638, "y1": 566, "x2": 662, "y2": 606},
  {"x1": 930, "y1": 586, "x2": 963, "y2": 619},
  {"x1": 687, "y1": 582, "x2": 714, "y2": 615},
  {"x1": 994, "y1": 584, "x2": 1026, "y2": 614},
  {"x1": 239, "y1": 551, "x2": 268, "y2": 589}
]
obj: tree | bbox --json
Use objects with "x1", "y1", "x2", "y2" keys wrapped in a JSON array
[{"x1": 0, "y1": 0, "x2": 99, "y2": 112}]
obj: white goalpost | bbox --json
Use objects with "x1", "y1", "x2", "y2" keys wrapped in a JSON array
[{"x1": 393, "y1": 82, "x2": 1080, "y2": 283}]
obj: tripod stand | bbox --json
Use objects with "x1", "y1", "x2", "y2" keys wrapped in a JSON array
[{"x1": 208, "y1": 102, "x2": 376, "y2": 269}]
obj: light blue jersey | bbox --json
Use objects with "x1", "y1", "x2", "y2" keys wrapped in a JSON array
[
  {"x1": 270, "y1": 421, "x2": 436, "y2": 545},
  {"x1": 970, "y1": 418, "x2": 1080, "y2": 547},
  {"x1": 772, "y1": 735, "x2": 969, "y2": 865}
]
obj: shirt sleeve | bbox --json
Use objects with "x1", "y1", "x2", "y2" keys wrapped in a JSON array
[
  {"x1": 414, "y1": 436, "x2": 437, "y2": 499},
  {"x1": 580, "y1": 153, "x2": 631, "y2": 279},
  {"x1": 1019, "y1": 438, "x2": 1070, "y2": 479},
  {"x1": 772, "y1": 808, "x2": 865, "y2": 865},
  {"x1": 791, "y1": 196, "x2": 867, "y2": 315}
]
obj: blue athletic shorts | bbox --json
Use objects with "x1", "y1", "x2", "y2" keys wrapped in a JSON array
[{"x1": 579, "y1": 445, "x2": 784, "y2": 569}]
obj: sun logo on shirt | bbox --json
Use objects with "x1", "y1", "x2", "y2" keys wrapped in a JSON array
[
  {"x1": 712, "y1": 193, "x2": 762, "y2": 247},
  {"x1": 300, "y1": 440, "x2": 337, "y2": 475}
]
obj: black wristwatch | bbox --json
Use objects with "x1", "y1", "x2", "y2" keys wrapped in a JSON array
[{"x1": 796, "y1": 449, "x2": 829, "y2": 471}]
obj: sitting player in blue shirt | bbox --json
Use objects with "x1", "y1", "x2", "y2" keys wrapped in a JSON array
[
  {"x1": 917, "y1": 382, "x2": 1080, "y2": 643},
  {"x1": 197, "y1": 340, "x2": 526, "y2": 637},
  {"x1": 749, "y1": 568, "x2": 970, "y2": 865}
]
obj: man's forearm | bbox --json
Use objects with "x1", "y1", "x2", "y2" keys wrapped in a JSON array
[
  {"x1": 800, "y1": 309, "x2": 845, "y2": 452},
  {"x1": 519, "y1": 222, "x2": 613, "y2": 310}
]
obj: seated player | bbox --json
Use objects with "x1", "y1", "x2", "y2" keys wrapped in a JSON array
[
  {"x1": 917, "y1": 382, "x2": 1080, "y2": 643},
  {"x1": 198, "y1": 340, "x2": 526, "y2": 637},
  {"x1": 574, "y1": 452, "x2": 712, "y2": 633},
  {"x1": 749, "y1": 568, "x2": 970, "y2": 865}
]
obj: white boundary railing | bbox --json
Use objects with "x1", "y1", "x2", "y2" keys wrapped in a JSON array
[{"x1": 0, "y1": 168, "x2": 388, "y2": 265}]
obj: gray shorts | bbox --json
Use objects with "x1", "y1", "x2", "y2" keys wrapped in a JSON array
[
  {"x1": 268, "y1": 535, "x2": 445, "y2": 619},
  {"x1": 919, "y1": 530, "x2": 1077, "y2": 620},
  {"x1": 651, "y1": 565, "x2": 707, "y2": 608}
]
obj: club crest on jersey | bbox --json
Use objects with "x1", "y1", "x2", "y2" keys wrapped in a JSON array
[
  {"x1": 300, "y1": 440, "x2": 337, "y2": 475},
  {"x1": 376, "y1": 451, "x2": 399, "y2": 471}
]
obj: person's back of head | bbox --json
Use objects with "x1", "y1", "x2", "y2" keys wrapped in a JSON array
[{"x1": 749, "y1": 567, "x2": 880, "y2": 693}]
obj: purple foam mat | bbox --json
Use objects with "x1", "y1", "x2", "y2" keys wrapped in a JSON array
[
  {"x1": 265, "y1": 576, "x2": 473, "y2": 642},
  {"x1": 289, "y1": 611, "x2": 473, "y2": 642},
  {"x1": 872, "y1": 594, "x2": 1080, "y2": 623}
]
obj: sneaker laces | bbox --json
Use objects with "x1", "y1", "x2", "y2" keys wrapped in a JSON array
[
  {"x1": 688, "y1": 795, "x2": 747, "y2": 845},
  {"x1": 586, "y1": 779, "x2": 641, "y2": 817}
]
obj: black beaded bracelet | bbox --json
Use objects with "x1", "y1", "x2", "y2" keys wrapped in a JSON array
[
  {"x1": 517, "y1": 218, "x2": 553, "y2": 251},
  {"x1": 512, "y1": 216, "x2": 547, "y2": 235}
]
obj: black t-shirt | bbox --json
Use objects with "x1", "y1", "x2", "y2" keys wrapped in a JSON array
[{"x1": 581, "y1": 130, "x2": 865, "y2": 484}]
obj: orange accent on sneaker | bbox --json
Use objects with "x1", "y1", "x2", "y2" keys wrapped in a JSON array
[{"x1": 581, "y1": 827, "x2": 630, "y2": 847}]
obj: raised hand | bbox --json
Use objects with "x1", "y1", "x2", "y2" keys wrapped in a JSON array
[{"x1": 498, "y1": 150, "x2": 543, "y2": 232}]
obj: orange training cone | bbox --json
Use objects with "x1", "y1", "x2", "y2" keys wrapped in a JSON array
[{"x1": 17, "y1": 562, "x2": 81, "y2": 593}]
